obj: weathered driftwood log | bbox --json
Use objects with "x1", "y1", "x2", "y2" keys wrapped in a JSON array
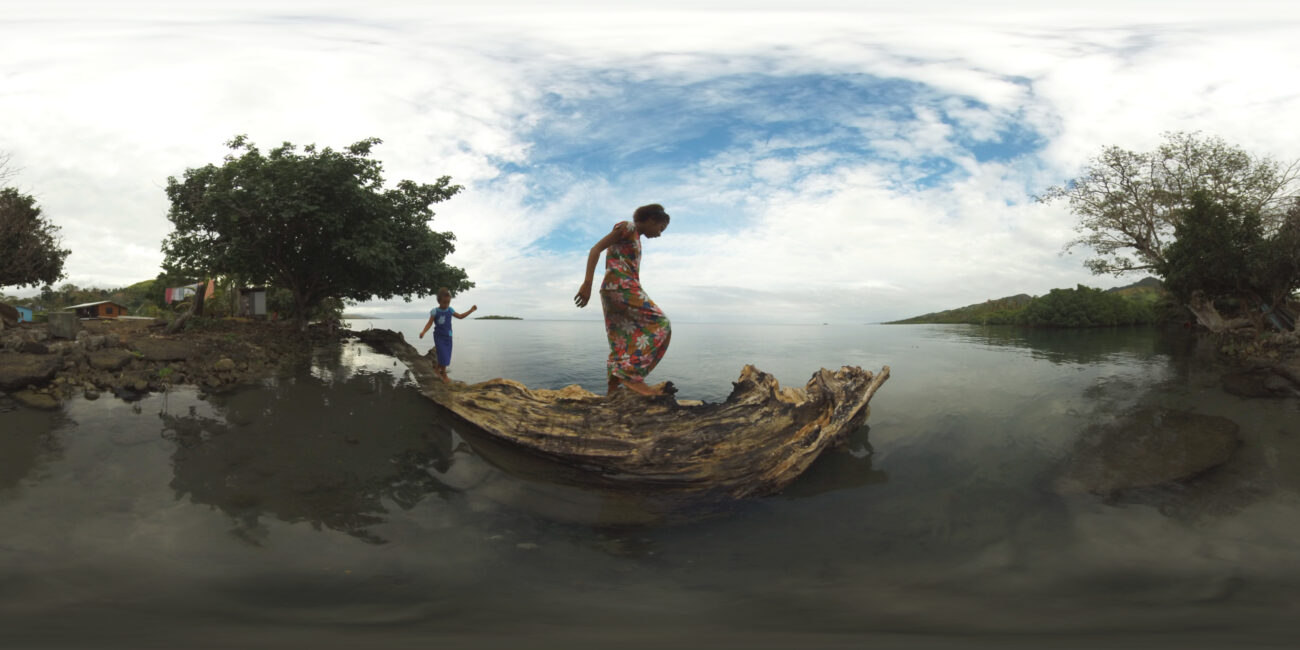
[
  {"x1": 1186, "y1": 292, "x2": 1253, "y2": 332},
  {"x1": 356, "y1": 328, "x2": 890, "y2": 499},
  {"x1": 164, "y1": 303, "x2": 194, "y2": 335}
]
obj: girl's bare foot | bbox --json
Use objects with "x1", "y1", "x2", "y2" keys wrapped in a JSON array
[
  {"x1": 621, "y1": 379, "x2": 662, "y2": 396},
  {"x1": 606, "y1": 376, "x2": 621, "y2": 395}
]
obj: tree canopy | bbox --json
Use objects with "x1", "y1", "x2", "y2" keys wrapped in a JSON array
[
  {"x1": 162, "y1": 136, "x2": 470, "y2": 328},
  {"x1": 1160, "y1": 193, "x2": 1300, "y2": 316},
  {"x1": 0, "y1": 187, "x2": 70, "y2": 289},
  {"x1": 1039, "y1": 131, "x2": 1300, "y2": 277},
  {"x1": 885, "y1": 280, "x2": 1164, "y2": 328},
  {"x1": 1014, "y1": 285, "x2": 1156, "y2": 328},
  {"x1": 1040, "y1": 132, "x2": 1300, "y2": 331}
]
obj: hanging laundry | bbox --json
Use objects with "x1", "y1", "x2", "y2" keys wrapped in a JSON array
[{"x1": 164, "y1": 283, "x2": 205, "y2": 305}]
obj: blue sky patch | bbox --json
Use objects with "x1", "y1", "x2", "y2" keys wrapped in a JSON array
[{"x1": 486, "y1": 70, "x2": 1044, "y2": 253}]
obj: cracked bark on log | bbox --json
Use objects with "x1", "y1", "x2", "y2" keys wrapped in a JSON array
[
  {"x1": 356, "y1": 328, "x2": 890, "y2": 499},
  {"x1": 1187, "y1": 292, "x2": 1252, "y2": 332}
]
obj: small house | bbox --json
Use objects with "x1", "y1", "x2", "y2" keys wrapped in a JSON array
[
  {"x1": 238, "y1": 287, "x2": 267, "y2": 317},
  {"x1": 67, "y1": 301, "x2": 129, "y2": 319},
  {"x1": 16, "y1": 306, "x2": 33, "y2": 322}
]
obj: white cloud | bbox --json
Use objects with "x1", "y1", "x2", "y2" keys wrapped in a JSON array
[{"x1": 4, "y1": 0, "x2": 1300, "y2": 326}]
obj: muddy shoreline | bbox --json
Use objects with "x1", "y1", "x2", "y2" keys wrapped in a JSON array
[{"x1": 0, "y1": 318, "x2": 349, "y2": 410}]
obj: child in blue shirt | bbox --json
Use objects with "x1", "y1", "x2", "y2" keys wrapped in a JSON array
[{"x1": 419, "y1": 287, "x2": 477, "y2": 383}]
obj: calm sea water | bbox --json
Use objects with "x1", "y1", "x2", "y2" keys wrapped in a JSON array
[{"x1": 2, "y1": 320, "x2": 1298, "y2": 649}]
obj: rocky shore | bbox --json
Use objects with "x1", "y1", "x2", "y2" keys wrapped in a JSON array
[
  {"x1": 0, "y1": 318, "x2": 346, "y2": 410},
  {"x1": 1215, "y1": 329, "x2": 1300, "y2": 398}
]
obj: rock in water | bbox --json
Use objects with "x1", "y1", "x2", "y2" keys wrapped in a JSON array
[
  {"x1": 12, "y1": 390, "x2": 60, "y2": 411},
  {"x1": 1222, "y1": 368, "x2": 1300, "y2": 398},
  {"x1": 1056, "y1": 407, "x2": 1241, "y2": 496}
]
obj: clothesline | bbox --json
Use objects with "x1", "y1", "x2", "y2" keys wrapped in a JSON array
[{"x1": 164, "y1": 279, "x2": 216, "y2": 304}]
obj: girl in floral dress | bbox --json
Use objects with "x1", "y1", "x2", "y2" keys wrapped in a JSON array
[{"x1": 574, "y1": 204, "x2": 672, "y2": 396}]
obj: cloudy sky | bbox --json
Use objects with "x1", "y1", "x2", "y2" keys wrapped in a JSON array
[{"x1": 4, "y1": 0, "x2": 1299, "y2": 323}]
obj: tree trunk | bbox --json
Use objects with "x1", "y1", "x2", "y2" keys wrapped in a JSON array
[
  {"x1": 292, "y1": 289, "x2": 309, "y2": 332},
  {"x1": 356, "y1": 328, "x2": 891, "y2": 500},
  {"x1": 193, "y1": 285, "x2": 206, "y2": 317},
  {"x1": 164, "y1": 303, "x2": 194, "y2": 335},
  {"x1": 1186, "y1": 293, "x2": 1252, "y2": 333}
]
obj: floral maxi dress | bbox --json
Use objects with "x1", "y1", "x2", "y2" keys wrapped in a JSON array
[{"x1": 600, "y1": 221, "x2": 671, "y2": 383}]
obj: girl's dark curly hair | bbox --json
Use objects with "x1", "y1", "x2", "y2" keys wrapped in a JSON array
[{"x1": 632, "y1": 203, "x2": 670, "y2": 224}]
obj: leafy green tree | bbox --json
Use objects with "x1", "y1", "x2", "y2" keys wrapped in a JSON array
[
  {"x1": 1, "y1": 188, "x2": 70, "y2": 289},
  {"x1": 1041, "y1": 132, "x2": 1299, "y2": 330},
  {"x1": 1017, "y1": 285, "x2": 1154, "y2": 328},
  {"x1": 1041, "y1": 131, "x2": 1298, "y2": 276},
  {"x1": 1261, "y1": 198, "x2": 1300, "y2": 307},
  {"x1": 163, "y1": 136, "x2": 470, "y2": 329},
  {"x1": 1161, "y1": 193, "x2": 1300, "y2": 329},
  {"x1": 1159, "y1": 193, "x2": 1261, "y2": 304}
]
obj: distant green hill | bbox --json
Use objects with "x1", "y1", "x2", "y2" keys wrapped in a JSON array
[
  {"x1": 887, "y1": 278, "x2": 1168, "y2": 327},
  {"x1": 1105, "y1": 276, "x2": 1165, "y2": 304},
  {"x1": 475, "y1": 315, "x2": 521, "y2": 320},
  {"x1": 886, "y1": 294, "x2": 1033, "y2": 325}
]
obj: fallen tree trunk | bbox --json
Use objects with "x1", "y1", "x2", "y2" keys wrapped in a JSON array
[
  {"x1": 164, "y1": 303, "x2": 194, "y2": 335},
  {"x1": 356, "y1": 328, "x2": 890, "y2": 499},
  {"x1": 1186, "y1": 292, "x2": 1252, "y2": 333}
]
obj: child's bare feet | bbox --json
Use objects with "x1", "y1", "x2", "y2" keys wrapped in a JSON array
[
  {"x1": 606, "y1": 376, "x2": 622, "y2": 395},
  {"x1": 621, "y1": 379, "x2": 661, "y2": 397}
]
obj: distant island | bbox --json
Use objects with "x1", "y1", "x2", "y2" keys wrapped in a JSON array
[
  {"x1": 886, "y1": 277, "x2": 1169, "y2": 328},
  {"x1": 475, "y1": 315, "x2": 522, "y2": 320}
]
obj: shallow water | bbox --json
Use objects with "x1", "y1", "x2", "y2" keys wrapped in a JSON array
[{"x1": 2, "y1": 322, "x2": 1298, "y2": 649}]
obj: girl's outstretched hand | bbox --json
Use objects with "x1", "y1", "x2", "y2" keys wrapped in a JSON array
[{"x1": 574, "y1": 283, "x2": 592, "y2": 308}]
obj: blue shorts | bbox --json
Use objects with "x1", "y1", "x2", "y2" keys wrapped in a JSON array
[{"x1": 433, "y1": 335, "x2": 453, "y2": 367}]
